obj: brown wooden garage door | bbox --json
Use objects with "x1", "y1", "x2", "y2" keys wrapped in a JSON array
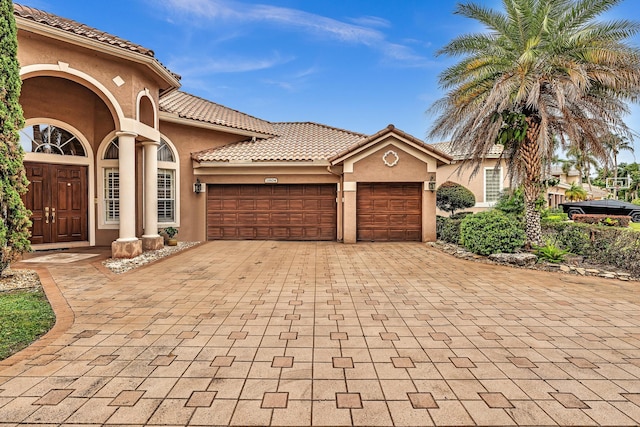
[
  {"x1": 357, "y1": 182, "x2": 422, "y2": 241},
  {"x1": 207, "y1": 184, "x2": 337, "y2": 240}
]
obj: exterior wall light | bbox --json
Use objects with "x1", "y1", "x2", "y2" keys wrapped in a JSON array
[
  {"x1": 193, "y1": 178, "x2": 203, "y2": 193},
  {"x1": 428, "y1": 177, "x2": 436, "y2": 192}
]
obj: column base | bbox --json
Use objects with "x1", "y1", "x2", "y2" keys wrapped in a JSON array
[
  {"x1": 111, "y1": 239, "x2": 143, "y2": 259},
  {"x1": 142, "y1": 235, "x2": 164, "y2": 251}
]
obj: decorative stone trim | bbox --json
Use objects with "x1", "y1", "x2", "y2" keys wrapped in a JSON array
[{"x1": 382, "y1": 150, "x2": 399, "y2": 167}]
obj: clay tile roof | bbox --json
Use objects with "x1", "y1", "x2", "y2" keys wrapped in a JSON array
[
  {"x1": 14, "y1": 3, "x2": 155, "y2": 57},
  {"x1": 430, "y1": 141, "x2": 504, "y2": 160},
  {"x1": 192, "y1": 122, "x2": 366, "y2": 163},
  {"x1": 160, "y1": 91, "x2": 278, "y2": 136}
]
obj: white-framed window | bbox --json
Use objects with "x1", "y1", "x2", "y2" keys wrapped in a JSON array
[
  {"x1": 484, "y1": 167, "x2": 502, "y2": 203},
  {"x1": 156, "y1": 138, "x2": 179, "y2": 226},
  {"x1": 474, "y1": 167, "x2": 504, "y2": 208},
  {"x1": 97, "y1": 135, "x2": 180, "y2": 228},
  {"x1": 19, "y1": 123, "x2": 87, "y2": 156},
  {"x1": 104, "y1": 167, "x2": 120, "y2": 223},
  {"x1": 157, "y1": 168, "x2": 175, "y2": 223}
]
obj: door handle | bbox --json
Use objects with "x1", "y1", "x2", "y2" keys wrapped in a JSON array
[
  {"x1": 51, "y1": 207, "x2": 56, "y2": 223},
  {"x1": 44, "y1": 207, "x2": 49, "y2": 224}
]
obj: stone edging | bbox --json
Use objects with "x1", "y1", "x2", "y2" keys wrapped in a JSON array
[{"x1": 429, "y1": 241, "x2": 638, "y2": 282}]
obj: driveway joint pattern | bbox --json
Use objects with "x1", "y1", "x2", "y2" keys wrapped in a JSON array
[{"x1": 1, "y1": 241, "x2": 640, "y2": 426}]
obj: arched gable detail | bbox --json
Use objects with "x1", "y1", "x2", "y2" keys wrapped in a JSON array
[
  {"x1": 20, "y1": 63, "x2": 125, "y2": 129},
  {"x1": 136, "y1": 88, "x2": 157, "y2": 129}
]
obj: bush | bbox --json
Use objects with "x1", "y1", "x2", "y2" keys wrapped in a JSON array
[
  {"x1": 436, "y1": 181, "x2": 475, "y2": 216},
  {"x1": 631, "y1": 198, "x2": 640, "y2": 206},
  {"x1": 588, "y1": 227, "x2": 640, "y2": 275},
  {"x1": 450, "y1": 211, "x2": 474, "y2": 220},
  {"x1": 460, "y1": 210, "x2": 526, "y2": 255},
  {"x1": 542, "y1": 221, "x2": 640, "y2": 275},
  {"x1": 541, "y1": 221, "x2": 591, "y2": 255},
  {"x1": 572, "y1": 214, "x2": 631, "y2": 227},
  {"x1": 437, "y1": 216, "x2": 463, "y2": 244},
  {"x1": 494, "y1": 187, "x2": 545, "y2": 218},
  {"x1": 533, "y1": 239, "x2": 569, "y2": 263}
]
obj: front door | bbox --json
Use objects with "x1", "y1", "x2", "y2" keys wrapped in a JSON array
[{"x1": 23, "y1": 163, "x2": 88, "y2": 244}]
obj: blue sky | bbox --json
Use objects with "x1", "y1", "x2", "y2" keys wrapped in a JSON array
[{"x1": 17, "y1": 0, "x2": 640, "y2": 164}]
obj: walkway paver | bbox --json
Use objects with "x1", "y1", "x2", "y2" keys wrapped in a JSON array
[{"x1": 1, "y1": 241, "x2": 640, "y2": 426}]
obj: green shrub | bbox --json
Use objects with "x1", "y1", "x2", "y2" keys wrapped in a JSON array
[
  {"x1": 436, "y1": 182, "x2": 476, "y2": 216},
  {"x1": 632, "y1": 199, "x2": 640, "y2": 206},
  {"x1": 588, "y1": 227, "x2": 640, "y2": 275},
  {"x1": 438, "y1": 217, "x2": 463, "y2": 244},
  {"x1": 542, "y1": 221, "x2": 640, "y2": 275},
  {"x1": 572, "y1": 214, "x2": 631, "y2": 227},
  {"x1": 541, "y1": 221, "x2": 591, "y2": 255},
  {"x1": 534, "y1": 239, "x2": 569, "y2": 263},
  {"x1": 450, "y1": 211, "x2": 474, "y2": 220},
  {"x1": 460, "y1": 210, "x2": 526, "y2": 255}
]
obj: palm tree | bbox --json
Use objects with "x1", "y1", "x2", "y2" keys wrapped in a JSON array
[
  {"x1": 603, "y1": 133, "x2": 635, "y2": 198},
  {"x1": 566, "y1": 144, "x2": 600, "y2": 190},
  {"x1": 565, "y1": 182, "x2": 588, "y2": 201},
  {"x1": 428, "y1": 0, "x2": 640, "y2": 246}
]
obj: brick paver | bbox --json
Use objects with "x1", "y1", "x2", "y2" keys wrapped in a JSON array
[{"x1": 1, "y1": 241, "x2": 640, "y2": 425}]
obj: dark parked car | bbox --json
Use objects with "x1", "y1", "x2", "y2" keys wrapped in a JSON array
[{"x1": 560, "y1": 200, "x2": 640, "y2": 222}]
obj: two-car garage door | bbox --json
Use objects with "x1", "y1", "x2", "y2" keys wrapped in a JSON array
[
  {"x1": 206, "y1": 182, "x2": 422, "y2": 242},
  {"x1": 207, "y1": 184, "x2": 337, "y2": 240}
]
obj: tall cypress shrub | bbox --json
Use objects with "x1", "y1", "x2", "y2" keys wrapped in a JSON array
[{"x1": 0, "y1": 0, "x2": 31, "y2": 274}]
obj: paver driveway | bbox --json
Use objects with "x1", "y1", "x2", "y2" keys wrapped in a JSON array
[{"x1": 1, "y1": 241, "x2": 640, "y2": 426}]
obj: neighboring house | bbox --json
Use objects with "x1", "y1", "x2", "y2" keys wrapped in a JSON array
[
  {"x1": 430, "y1": 142, "x2": 609, "y2": 215},
  {"x1": 14, "y1": 4, "x2": 452, "y2": 257},
  {"x1": 546, "y1": 167, "x2": 608, "y2": 207},
  {"x1": 429, "y1": 142, "x2": 512, "y2": 214}
]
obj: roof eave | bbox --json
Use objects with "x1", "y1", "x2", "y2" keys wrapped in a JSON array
[
  {"x1": 16, "y1": 17, "x2": 181, "y2": 90},
  {"x1": 330, "y1": 125, "x2": 452, "y2": 165},
  {"x1": 194, "y1": 160, "x2": 330, "y2": 168},
  {"x1": 159, "y1": 112, "x2": 275, "y2": 138}
]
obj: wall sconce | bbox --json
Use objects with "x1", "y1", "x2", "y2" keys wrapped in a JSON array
[
  {"x1": 193, "y1": 178, "x2": 203, "y2": 193},
  {"x1": 428, "y1": 177, "x2": 436, "y2": 192}
]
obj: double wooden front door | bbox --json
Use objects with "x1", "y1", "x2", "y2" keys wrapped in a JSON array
[{"x1": 23, "y1": 163, "x2": 88, "y2": 244}]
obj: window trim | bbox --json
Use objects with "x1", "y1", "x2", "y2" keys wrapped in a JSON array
[
  {"x1": 97, "y1": 133, "x2": 120, "y2": 229},
  {"x1": 477, "y1": 166, "x2": 503, "y2": 208},
  {"x1": 154, "y1": 135, "x2": 180, "y2": 228}
]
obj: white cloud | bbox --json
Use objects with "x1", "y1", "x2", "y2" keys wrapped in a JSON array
[
  {"x1": 158, "y1": 0, "x2": 429, "y2": 66},
  {"x1": 168, "y1": 53, "x2": 294, "y2": 76}
]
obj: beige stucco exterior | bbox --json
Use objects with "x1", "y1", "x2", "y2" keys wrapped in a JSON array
[
  {"x1": 14, "y1": 7, "x2": 451, "y2": 256},
  {"x1": 435, "y1": 158, "x2": 512, "y2": 215}
]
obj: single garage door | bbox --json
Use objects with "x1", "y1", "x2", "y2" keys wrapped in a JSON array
[
  {"x1": 357, "y1": 182, "x2": 422, "y2": 241},
  {"x1": 207, "y1": 184, "x2": 337, "y2": 240}
]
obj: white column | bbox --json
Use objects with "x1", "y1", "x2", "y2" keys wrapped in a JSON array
[
  {"x1": 116, "y1": 131, "x2": 138, "y2": 242},
  {"x1": 142, "y1": 140, "x2": 160, "y2": 238}
]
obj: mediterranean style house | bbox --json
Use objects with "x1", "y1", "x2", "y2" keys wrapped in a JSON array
[{"x1": 13, "y1": 3, "x2": 453, "y2": 258}]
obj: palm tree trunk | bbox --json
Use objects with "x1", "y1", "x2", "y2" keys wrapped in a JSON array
[{"x1": 521, "y1": 116, "x2": 543, "y2": 247}]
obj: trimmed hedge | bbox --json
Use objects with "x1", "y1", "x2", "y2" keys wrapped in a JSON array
[
  {"x1": 542, "y1": 221, "x2": 640, "y2": 276},
  {"x1": 437, "y1": 216, "x2": 463, "y2": 244},
  {"x1": 460, "y1": 210, "x2": 526, "y2": 255},
  {"x1": 572, "y1": 214, "x2": 631, "y2": 227}
]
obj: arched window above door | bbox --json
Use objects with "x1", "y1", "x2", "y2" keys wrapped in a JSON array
[{"x1": 20, "y1": 123, "x2": 87, "y2": 156}]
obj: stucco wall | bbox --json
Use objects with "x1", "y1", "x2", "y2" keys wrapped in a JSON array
[
  {"x1": 18, "y1": 31, "x2": 166, "y2": 119},
  {"x1": 436, "y1": 159, "x2": 511, "y2": 215}
]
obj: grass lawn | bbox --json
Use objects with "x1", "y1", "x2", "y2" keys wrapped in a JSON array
[
  {"x1": 630, "y1": 222, "x2": 640, "y2": 231},
  {"x1": 0, "y1": 290, "x2": 55, "y2": 360}
]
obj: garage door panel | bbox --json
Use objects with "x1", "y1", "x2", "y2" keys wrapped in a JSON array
[
  {"x1": 222, "y1": 200, "x2": 239, "y2": 210},
  {"x1": 208, "y1": 184, "x2": 336, "y2": 241},
  {"x1": 357, "y1": 182, "x2": 421, "y2": 242},
  {"x1": 271, "y1": 200, "x2": 289, "y2": 210}
]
